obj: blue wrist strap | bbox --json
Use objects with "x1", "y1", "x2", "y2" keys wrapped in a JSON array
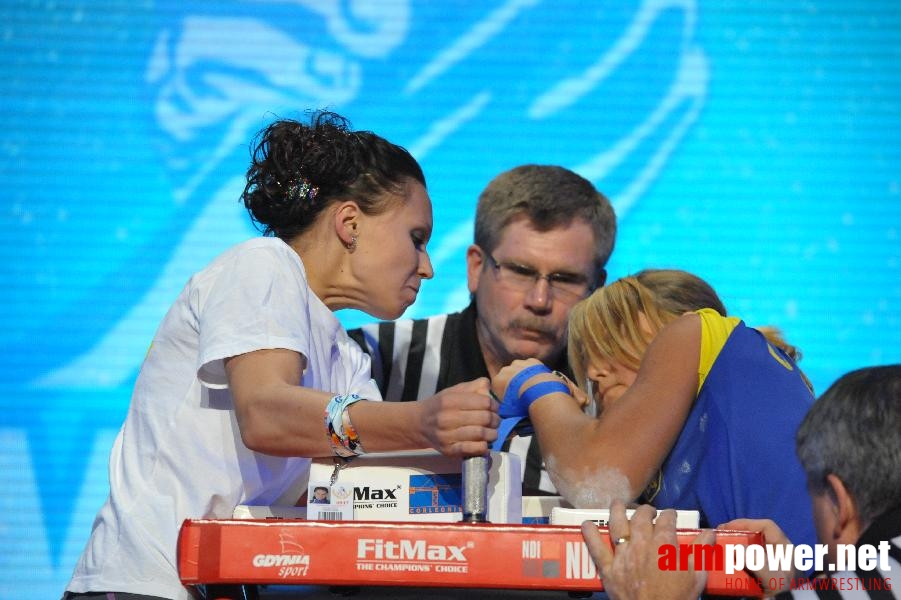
[
  {"x1": 491, "y1": 416, "x2": 535, "y2": 451},
  {"x1": 519, "y1": 380, "x2": 570, "y2": 406},
  {"x1": 494, "y1": 380, "x2": 569, "y2": 449},
  {"x1": 500, "y1": 364, "x2": 553, "y2": 418}
]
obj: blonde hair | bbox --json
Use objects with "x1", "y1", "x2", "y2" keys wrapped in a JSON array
[{"x1": 567, "y1": 269, "x2": 807, "y2": 393}]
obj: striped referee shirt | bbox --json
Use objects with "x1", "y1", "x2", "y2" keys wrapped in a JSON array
[{"x1": 348, "y1": 302, "x2": 567, "y2": 495}]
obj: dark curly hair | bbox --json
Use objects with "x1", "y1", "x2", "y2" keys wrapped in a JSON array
[{"x1": 242, "y1": 110, "x2": 426, "y2": 240}]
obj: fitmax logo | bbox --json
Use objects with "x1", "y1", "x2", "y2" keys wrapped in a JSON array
[
  {"x1": 357, "y1": 538, "x2": 469, "y2": 562},
  {"x1": 354, "y1": 486, "x2": 400, "y2": 501}
]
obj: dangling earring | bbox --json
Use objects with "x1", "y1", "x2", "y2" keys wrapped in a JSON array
[{"x1": 347, "y1": 235, "x2": 357, "y2": 251}]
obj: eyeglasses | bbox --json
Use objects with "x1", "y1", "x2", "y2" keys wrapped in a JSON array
[{"x1": 485, "y1": 253, "x2": 592, "y2": 300}]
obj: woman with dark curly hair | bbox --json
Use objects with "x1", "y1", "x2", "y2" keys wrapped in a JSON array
[{"x1": 63, "y1": 111, "x2": 499, "y2": 600}]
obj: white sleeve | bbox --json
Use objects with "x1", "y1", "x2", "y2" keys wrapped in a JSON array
[{"x1": 196, "y1": 246, "x2": 312, "y2": 387}]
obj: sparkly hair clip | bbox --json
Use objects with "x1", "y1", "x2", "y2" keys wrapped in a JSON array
[{"x1": 286, "y1": 178, "x2": 319, "y2": 204}]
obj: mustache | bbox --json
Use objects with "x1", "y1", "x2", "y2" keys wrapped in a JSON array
[{"x1": 508, "y1": 317, "x2": 556, "y2": 338}]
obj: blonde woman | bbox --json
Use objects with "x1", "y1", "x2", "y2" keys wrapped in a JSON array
[{"x1": 493, "y1": 269, "x2": 816, "y2": 549}]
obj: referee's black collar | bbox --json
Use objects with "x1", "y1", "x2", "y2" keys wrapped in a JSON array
[{"x1": 857, "y1": 502, "x2": 901, "y2": 548}]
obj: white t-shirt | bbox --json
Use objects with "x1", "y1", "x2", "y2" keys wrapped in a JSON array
[{"x1": 66, "y1": 237, "x2": 380, "y2": 599}]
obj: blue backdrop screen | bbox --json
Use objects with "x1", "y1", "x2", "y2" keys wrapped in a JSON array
[{"x1": 1, "y1": 1, "x2": 899, "y2": 596}]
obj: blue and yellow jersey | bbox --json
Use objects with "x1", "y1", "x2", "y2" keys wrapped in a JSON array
[{"x1": 641, "y1": 308, "x2": 817, "y2": 549}]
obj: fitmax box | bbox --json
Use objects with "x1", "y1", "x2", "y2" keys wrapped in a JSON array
[
  {"x1": 179, "y1": 518, "x2": 765, "y2": 596},
  {"x1": 307, "y1": 450, "x2": 522, "y2": 524},
  {"x1": 232, "y1": 494, "x2": 565, "y2": 524}
]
